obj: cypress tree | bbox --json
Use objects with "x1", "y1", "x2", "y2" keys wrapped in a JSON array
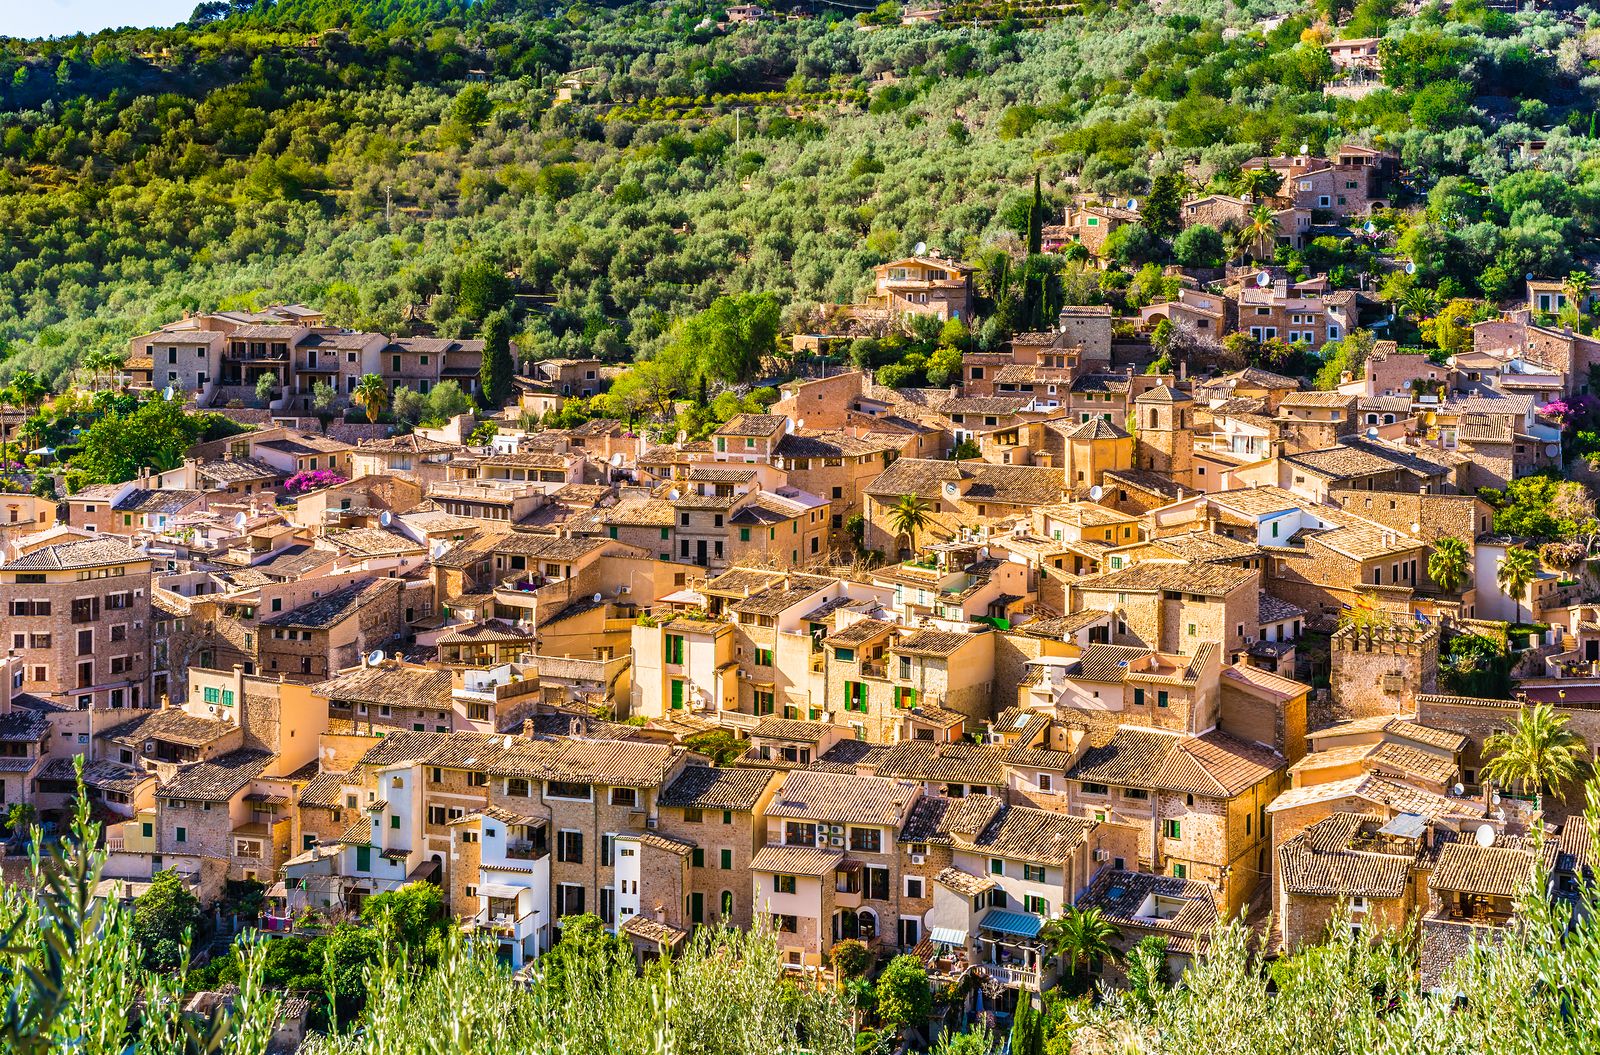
[
  {"x1": 479, "y1": 309, "x2": 515, "y2": 408},
  {"x1": 1027, "y1": 170, "x2": 1044, "y2": 256}
]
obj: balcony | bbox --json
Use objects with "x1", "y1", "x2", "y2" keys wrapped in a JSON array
[
  {"x1": 860, "y1": 659, "x2": 887, "y2": 679},
  {"x1": 505, "y1": 839, "x2": 548, "y2": 862}
]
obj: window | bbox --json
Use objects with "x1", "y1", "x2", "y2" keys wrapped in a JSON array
[
  {"x1": 905, "y1": 876, "x2": 925, "y2": 899},
  {"x1": 720, "y1": 848, "x2": 733, "y2": 869},
  {"x1": 683, "y1": 807, "x2": 703, "y2": 824},
  {"x1": 784, "y1": 821, "x2": 817, "y2": 845},
  {"x1": 1133, "y1": 688, "x2": 1145, "y2": 706},
  {"x1": 1172, "y1": 863, "x2": 1187, "y2": 879},
  {"x1": 755, "y1": 648, "x2": 774, "y2": 667},
  {"x1": 1157, "y1": 691, "x2": 1169, "y2": 708},
  {"x1": 1023, "y1": 863, "x2": 1046, "y2": 883},
  {"x1": 547, "y1": 781, "x2": 592, "y2": 800},
  {"x1": 557, "y1": 830, "x2": 584, "y2": 863},
  {"x1": 428, "y1": 806, "x2": 447, "y2": 825},
  {"x1": 175, "y1": 826, "x2": 187, "y2": 843},
  {"x1": 1080, "y1": 782, "x2": 1109, "y2": 796},
  {"x1": 989, "y1": 858, "x2": 1004, "y2": 876},
  {"x1": 843, "y1": 681, "x2": 869, "y2": 712},
  {"x1": 848, "y1": 827, "x2": 881, "y2": 853},
  {"x1": 665, "y1": 634, "x2": 685, "y2": 665},
  {"x1": 1024, "y1": 895, "x2": 1049, "y2": 916},
  {"x1": 692, "y1": 847, "x2": 705, "y2": 868},
  {"x1": 1038, "y1": 773, "x2": 1053, "y2": 792},
  {"x1": 773, "y1": 874, "x2": 797, "y2": 895},
  {"x1": 1164, "y1": 819, "x2": 1181, "y2": 840},
  {"x1": 611, "y1": 787, "x2": 638, "y2": 808}
]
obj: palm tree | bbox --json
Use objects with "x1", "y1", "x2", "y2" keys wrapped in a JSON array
[
  {"x1": 1428, "y1": 536, "x2": 1472, "y2": 596},
  {"x1": 1399, "y1": 284, "x2": 1440, "y2": 323},
  {"x1": 351, "y1": 373, "x2": 390, "y2": 423},
  {"x1": 79, "y1": 350, "x2": 109, "y2": 391},
  {"x1": 886, "y1": 493, "x2": 932, "y2": 557},
  {"x1": 1241, "y1": 204, "x2": 1278, "y2": 261},
  {"x1": 9, "y1": 369, "x2": 45, "y2": 413},
  {"x1": 1562, "y1": 269, "x2": 1591, "y2": 321},
  {"x1": 1496, "y1": 545, "x2": 1541, "y2": 623},
  {"x1": 1234, "y1": 166, "x2": 1282, "y2": 202},
  {"x1": 1482, "y1": 703, "x2": 1588, "y2": 804},
  {"x1": 1040, "y1": 906, "x2": 1122, "y2": 996}
]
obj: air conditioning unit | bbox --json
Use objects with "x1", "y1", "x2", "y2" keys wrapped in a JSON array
[
  {"x1": 910, "y1": 854, "x2": 926, "y2": 865},
  {"x1": 828, "y1": 824, "x2": 843, "y2": 834},
  {"x1": 645, "y1": 817, "x2": 658, "y2": 829},
  {"x1": 1093, "y1": 848, "x2": 1110, "y2": 862},
  {"x1": 133, "y1": 621, "x2": 143, "y2": 629},
  {"x1": 830, "y1": 837, "x2": 845, "y2": 847}
]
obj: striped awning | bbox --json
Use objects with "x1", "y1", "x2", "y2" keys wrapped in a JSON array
[{"x1": 929, "y1": 926, "x2": 968, "y2": 946}]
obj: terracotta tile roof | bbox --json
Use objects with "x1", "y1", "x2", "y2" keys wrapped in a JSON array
[
  {"x1": 157, "y1": 749, "x2": 273, "y2": 802},
  {"x1": 1220, "y1": 662, "x2": 1310, "y2": 701},
  {"x1": 1370, "y1": 741, "x2": 1457, "y2": 786},
  {"x1": 1265, "y1": 772, "x2": 1480, "y2": 822},
  {"x1": 1432, "y1": 841, "x2": 1538, "y2": 897},
  {"x1": 38, "y1": 756, "x2": 151, "y2": 793},
  {"x1": 1074, "y1": 561, "x2": 1255, "y2": 596},
  {"x1": 767, "y1": 770, "x2": 916, "y2": 826},
  {"x1": 1259, "y1": 591, "x2": 1307, "y2": 623},
  {"x1": 1076, "y1": 868, "x2": 1217, "y2": 944},
  {"x1": 1384, "y1": 719, "x2": 1467, "y2": 752},
  {"x1": 322, "y1": 527, "x2": 423, "y2": 557},
  {"x1": 5, "y1": 537, "x2": 146, "y2": 571},
  {"x1": 897, "y1": 794, "x2": 1005, "y2": 844},
  {"x1": 114, "y1": 488, "x2": 205, "y2": 514},
  {"x1": 317, "y1": 665, "x2": 452, "y2": 707},
  {"x1": 749, "y1": 843, "x2": 844, "y2": 875},
  {"x1": 1071, "y1": 728, "x2": 1282, "y2": 797},
  {"x1": 976, "y1": 806, "x2": 1094, "y2": 865},
  {"x1": 874, "y1": 741, "x2": 1005, "y2": 786},
  {"x1": 935, "y1": 866, "x2": 996, "y2": 896},
  {"x1": 620, "y1": 914, "x2": 689, "y2": 945},
  {"x1": 892, "y1": 628, "x2": 977, "y2": 657},
  {"x1": 825, "y1": 618, "x2": 896, "y2": 647},
  {"x1": 259, "y1": 579, "x2": 400, "y2": 629},
  {"x1": 715, "y1": 413, "x2": 787, "y2": 437},
  {"x1": 752, "y1": 718, "x2": 830, "y2": 742},
  {"x1": 298, "y1": 769, "x2": 349, "y2": 809},
  {"x1": 0, "y1": 709, "x2": 50, "y2": 742},
  {"x1": 1278, "y1": 819, "x2": 1413, "y2": 898},
  {"x1": 658, "y1": 765, "x2": 775, "y2": 810},
  {"x1": 863, "y1": 458, "x2": 1068, "y2": 507},
  {"x1": 101, "y1": 708, "x2": 236, "y2": 748}
]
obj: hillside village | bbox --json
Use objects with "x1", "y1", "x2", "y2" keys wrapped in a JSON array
[{"x1": 4, "y1": 143, "x2": 1600, "y2": 1026}]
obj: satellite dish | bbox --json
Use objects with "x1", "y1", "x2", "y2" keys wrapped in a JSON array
[
  {"x1": 1405, "y1": 262, "x2": 1417, "y2": 275},
  {"x1": 429, "y1": 539, "x2": 449, "y2": 560},
  {"x1": 1450, "y1": 783, "x2": 1465, "y2": 797},
  {"x1": 610, "y1": 452, "x2": 625, "y2": 467},
  {"x1": 1525, "y1": 272, "x2": 1535, "y2": 281},
  {"x1": 1474, "y1": 824, "x2": 1495, "y2": 848},
  {"x1": 1365, "y1": 427, "x2": 1379, "y2": 439},
  {"x1": 1545, "y1": 443, "x2": 1562, "y2": 459},
  {"x1": 379, "y1": 510, "x2": 392, "y2": 527},
  {"x1": 1491, "y1": 791, "x2": 1501, "y2": 806},
  {"x1": 1363, "y1": 221, "x2": 1376, "y2": 235},
  {"x1": 1256, "y1": 272, "x2": 1272, "y2": 288},
  {"x1": 942, "y1": 481, "x2": 961, "y2": 501},
  {"x1": 232, "y1": 511, "x2": 248, "y2": 530},
  {"x1": 163, "y1": 386, "x2": 175, "y2": 402},
  {"x1": 592, "y1": 592, "x2": 603, "y2": 604},
  {"x1": 502, "y1": 735, "x2": 513, "y2": 749},
  {"x1": 366, "y1": 649, "x2": 385, "y2": 666},
  {"x1": 913, "y1": 241, "x2": 928, "y2": 256},
  {"x1": 1089, "y1": 485, "x2": 1104, "y2": 501},
  {"x1": 1298, "y1": 143, "x2": 1309, "y2": 155},
  {"x1": 1127, "y1": 198, "x2": 1139, "y2": 211}
]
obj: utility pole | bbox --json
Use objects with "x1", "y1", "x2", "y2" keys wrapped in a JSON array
[
  {"x1": 385, "y1": 184, "x2": 393, "y2": 225},
  {"x1": 734, "y1": 108, "x2": 741, "y2": 152}
]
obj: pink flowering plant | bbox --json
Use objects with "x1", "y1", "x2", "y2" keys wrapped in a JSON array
[{"x1": 283, "y1": 469, "x2": 347, "y2": 494}]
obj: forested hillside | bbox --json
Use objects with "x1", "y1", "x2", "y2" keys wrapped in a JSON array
[{"x1": 1, "y1": 0, "x2": 1597, "y2": 385}]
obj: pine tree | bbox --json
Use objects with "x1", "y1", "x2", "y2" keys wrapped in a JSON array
[
  {"x1": 697, "y1": 372, "x2": 708, "y2": 407},
  {"x1": 479, "y1": 309, "x2": 515, "y2": 408}
]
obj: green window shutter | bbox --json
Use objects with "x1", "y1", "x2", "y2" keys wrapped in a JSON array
[
  {"x1": 1158, "y1": 691, "x2": 1169, "y2": 708},
  {"x1": 176, "y1": 827, "x2": 186, "y2": 843},
  {"x1": 723, "y1": 810, "x2": 733, "y2": 824},
  {"x1": 661, "y1": 527, "x2": 669, "y2": 540},
  {"x1": 692, "y1": 848, "x2": 705, "y2": 867},
  {"x1": 720, "y1": 848, "x2": 733, "y2": 869},
  {"x1": 390, "y1": 815, "x2": 400, "y2": 829},
  {"x1": 1133, "y1": 688, "x2": 1144, "y2": 706},
  {"x1": 608, "y1": 526, "x2": 618, "y2": 539},
  {"x1": 740, "y1": 527, "x2": 750, "y2": 542},
  {"x1": 141, "y1": 822, "x2": 153, "y2": 838},
  {"x1": 356, "y1": 845, "x2": 371, "y2": 871},
  {"x1": 670, "y1": 680, "x2": 684, "y2": 709}
]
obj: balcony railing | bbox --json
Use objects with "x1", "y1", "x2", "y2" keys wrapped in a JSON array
[
  {"x1": 505, "y1": 840, "x2": 548, "y2": 861},
  {"x1": 860, "y1": 659, "x2": 887, "y2": 679}
]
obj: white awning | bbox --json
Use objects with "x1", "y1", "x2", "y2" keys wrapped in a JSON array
[
  {"x1": 929, "y1": 926, "x2": 968, "y2": 946},
  {"x1": 478, "y1": 882, "x2": 526, "y2": 900}
]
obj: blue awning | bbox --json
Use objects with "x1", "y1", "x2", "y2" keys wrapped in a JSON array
[
  {"x1": 929, "y1": 926, "x2": 967, "y2": 946},
  {"x1": 979, "y1": 909, "x2": 1044, "y2": 939}
]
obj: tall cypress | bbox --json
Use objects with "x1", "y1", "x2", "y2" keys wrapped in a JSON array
[
  {"x1": 1027, "y1": 171, "x2": 1044, "y2": 256},
  {"x1": 479, "y1": 309, "x2": 515, "y2": 408}
]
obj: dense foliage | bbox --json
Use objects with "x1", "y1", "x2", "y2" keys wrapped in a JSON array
[{"x1": 2, "y1": 0, "x2": 1599, "y2": 387}]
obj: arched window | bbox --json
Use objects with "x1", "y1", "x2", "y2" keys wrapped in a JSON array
[
  {"x1": 721, "y1": 890, "x2": 734, "y2": 917},
  {"x1": 1149, "y1": 409, "x2": 1158, "y2": 429}
]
